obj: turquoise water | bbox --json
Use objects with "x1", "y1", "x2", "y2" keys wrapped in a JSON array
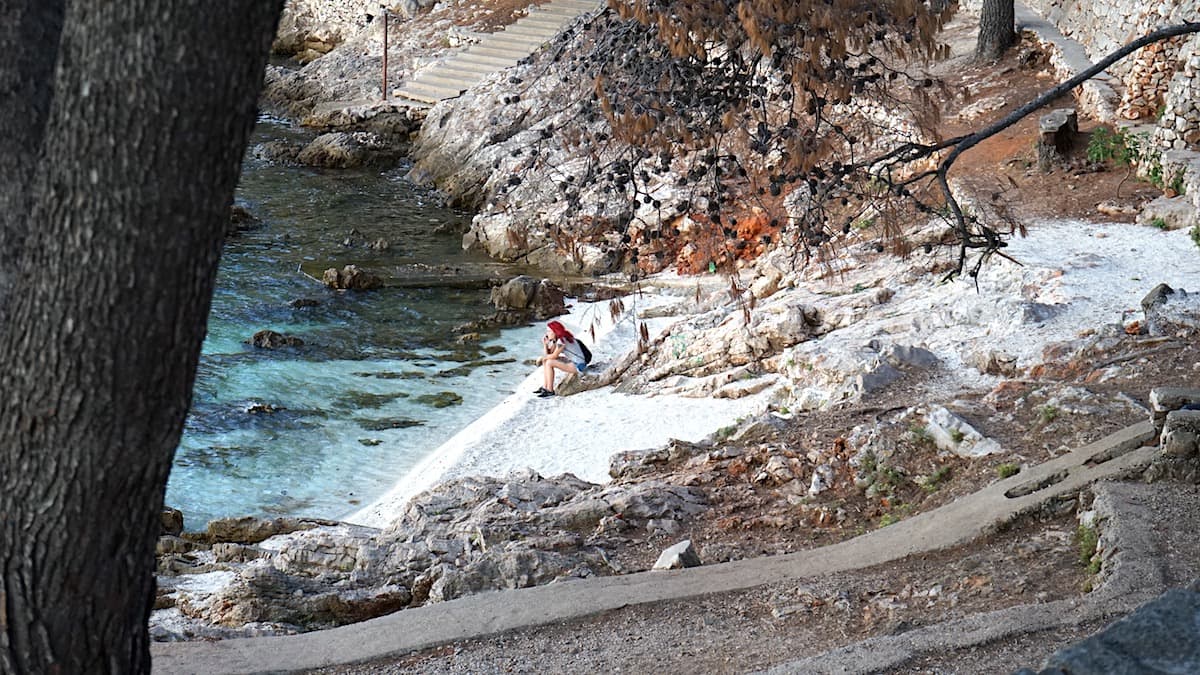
[{"x1": 164, "y1": 118, "x2": 540, "y2": 530}]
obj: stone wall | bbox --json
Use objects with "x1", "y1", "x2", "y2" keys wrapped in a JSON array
[
  {"x1": 964, "y1": 0, "x2": 1200, "y2": 149},
  {"x1": 1036, "y1": 0, "x2": 1199, "y2": 145}
]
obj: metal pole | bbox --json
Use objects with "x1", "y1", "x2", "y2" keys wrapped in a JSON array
[{"x1": 381, "y1": 9, "x2": 388, "y2": 101}]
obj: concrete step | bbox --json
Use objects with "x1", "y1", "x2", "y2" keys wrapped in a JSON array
[
  {"x1": 413, "y1": 73, "x2": 486, "y2": 91},
  {"x1": 498, "y1": 24, "x2": 564, "y2": 39},
  {"x1": 516, "y1": 16, "x2": 572, "y2": 30},
  {"x1": 426, "y1": 61, "x2": 498, "y2": 78},
  {"x1": 463, "y1": 45, "x2": 532, "y2": 60},
  {"x1": 396, "y1": 79, "x2": 465, "y2": 96},
  {"x1": 476, "y1": 33, "x2": 551, "y2": 50},
  {"x1": 425, "y1": 58, "x2": 497, "y2": 73},
  {"x1": 455, "y1": 52, "x2": 522, "y2": 68},
  {"x1": 395, "y1": 82, "x2": 464, "y2": 101},
  {"x1": 392, "y1": 0, "x2": 599, "y2": 103}
]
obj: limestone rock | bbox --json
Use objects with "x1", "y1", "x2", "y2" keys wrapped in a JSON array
[
  {"x1": 878, "y1": 343, "x2": 939, "y2": 370},
  {"x1": 198, "y1": 564, "x2": 410, "y2": 628},
  {"x1": 653, "y1": 540, "x2": 702, "y2": 570},
  {"x1": 1142, "y1": 284, "x2": 1200, "y2": 337},
  {"x1": 201, "y1": 516, "x2": 331, "y2": 545},
  {"x1": 1161, "y1": 410, "x2": 1200, "y2": 458},
  {"x1": 971, "y1": 349, "x2": 1019, "y2": 377},
  {"x1": 925, "y1": 406, "x2": 1003, "y2": 458},
  {"x1": 489, "y1": 275, "x2": 567, "y2": 319},
  {"x1": 1136, "y1": 195, "x2": 1198, "y2": 231}
]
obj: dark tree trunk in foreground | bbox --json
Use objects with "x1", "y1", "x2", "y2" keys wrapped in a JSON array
[
  {"x1": 0, "y1": 1, "x2": 282, "y2": 673},
  {"x1": 976, "y1": 0, "x2": 1017, "y2": 60}
]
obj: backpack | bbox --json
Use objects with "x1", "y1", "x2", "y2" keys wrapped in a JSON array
[{"x1": 577, "y1": 339, "x2": 592, "y2": 365}]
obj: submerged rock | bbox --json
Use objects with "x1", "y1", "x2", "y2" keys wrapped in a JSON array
[
  {"x1": 248, "y1": 330, "x2": 305, "y2": 349},
  {"x1": 415, "y1": 391, "x2": 464, "y2": 409},
  {"x1": 322, "y1": 264, "x2": 383, "y2": 291}
]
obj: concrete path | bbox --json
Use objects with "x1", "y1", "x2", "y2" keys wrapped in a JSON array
[
  {"x1": 766, "y1": 478, "x2": 1174, "y2": 674},
  {"x1": 394, "y1": 0, "x2": 602, "y2": 104},
  {"x1": 152, "y1": 421, "x2": 1157, "y2": 674}
]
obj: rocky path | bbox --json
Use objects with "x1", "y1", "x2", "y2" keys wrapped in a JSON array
[
  {"x1": 394, "y1": 0, "x2": 602, "y2": 103},
  {"x1": 151, "y1": 420, "x2": 1160, "y2": 673}
]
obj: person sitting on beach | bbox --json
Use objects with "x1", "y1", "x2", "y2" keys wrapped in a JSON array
[{"x1": 534, "y1": 320, "x2": 587, "y2": 398}]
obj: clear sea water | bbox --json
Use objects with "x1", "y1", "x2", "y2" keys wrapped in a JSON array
[{"x1": 163, "y1": 117, "x2": 539, "y2": 530}]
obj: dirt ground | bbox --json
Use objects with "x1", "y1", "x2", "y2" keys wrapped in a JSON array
[{"x1": 312, "y1": 6, "x2": 1197, "y2": 674}]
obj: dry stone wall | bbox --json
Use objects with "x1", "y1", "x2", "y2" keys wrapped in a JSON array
[{"x1": 965, "y1": 0, "x2": 1200, "y2": 151}]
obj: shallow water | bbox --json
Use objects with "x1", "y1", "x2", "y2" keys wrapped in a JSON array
[{"x1": 164, "y1": 118, "x2": 539, "y2": 529}]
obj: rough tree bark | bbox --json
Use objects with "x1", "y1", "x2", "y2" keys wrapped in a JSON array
[
  {"x1": 976, "y1": 0, "x2": 1017, "y2": 60},
  {"x1": 0, "y1": 1, "x2": 282, "y2": 673}
]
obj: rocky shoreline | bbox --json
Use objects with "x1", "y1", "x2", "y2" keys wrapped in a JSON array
[{"x1": 153, "y1": 0, "x2": 1200, "y2": 650}]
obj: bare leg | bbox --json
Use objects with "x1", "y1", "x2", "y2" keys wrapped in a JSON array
[{"x1": 545, "y1": 359, "x2": 578, "y2": 392}]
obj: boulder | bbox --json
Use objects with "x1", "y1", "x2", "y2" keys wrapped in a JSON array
[
  {"x1": 251, "y1": 139, "x2": 302, "y2": 164},
  {"x1": 160, "y1": 508, "x2": 184, "y2": 536},
  {"x1": 1038, "y1": 587, "x2": 1200, "y2": 674},
  {"x1": 490, "y1": 275, "x2": 540, "y2": 311},
  {"x1": 1161, "y1": 410, "x2": 1200, "y2": 459},
  {"x1": 196, "y1": 564, "x2": 410, "y2": 628},
  {"x1": 489, "y1": 276, "x2": 567, "y2": 319},
  {"x1": 227, "y1": 204, "x2": 261, "y2": 236},
  {"x1": 322, "y1": 264, "x2": 383, "y2": 291},
  {"x1": 653, "y1": 540, "x2": 702, "y2": 570},
  {"x1": 296, "y1": 132, "x2": 405, "y2": 169},
  {"x1": 1150, "y1": 387, "x2": 1200, "y2": 432},
  {"x1": 1142, "y1": 284, "x2": 1200, "y2": 337},
  {"x1": 248, "y1": 330, "x2": 305, "y2": 349},
  {"x1": 1136, "y1": 195, "x2": 1197, "y2": 231},
  {"x1": 925, "y1": 406, "x2": 1003, "y2": 458}
]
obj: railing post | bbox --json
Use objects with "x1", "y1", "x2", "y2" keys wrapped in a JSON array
[{"x1": 381, "y1": 7, "x2": 389, "y2": 101}]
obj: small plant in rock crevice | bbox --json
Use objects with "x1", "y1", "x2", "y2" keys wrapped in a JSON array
[
  {"x1": 921, "y1": 465, "x2": 953, "y2": 492},
  {"x1": 995, "y1": 462, "x2": 1020, "y2": 479},
  {"x1": 908, "y1": 424, "x2": 934, "y2": 446},
  {"x1": 1038, "y1": 404, "x2": 1060, "y2": 425},
  {"x1": 1076, "y1": 524, "x2": 1102, "y2": 590}
]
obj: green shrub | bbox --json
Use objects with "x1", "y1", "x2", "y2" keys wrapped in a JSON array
[
  {"x1": 996, "y1": 463, "x2": 1020, "y2": 479},
  {"x1": 1086, "y1": 127, "x2": 1134, "y2": 165}
]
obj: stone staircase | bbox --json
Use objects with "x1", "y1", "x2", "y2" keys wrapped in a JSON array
[{"x1": 394, "y1": 0, "x2": 601, "y2": 104}]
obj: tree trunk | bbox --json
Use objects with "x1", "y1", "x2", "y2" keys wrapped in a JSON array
[
  {"x1": 0, "y1": 1, "x2": 282, "y2": 673},
  {"x1": 0, "y1": 1, "x2": 65, "y2": 323},
  {"x1": 976, "y1": 0, "x2": 1017, "y2": 61}
]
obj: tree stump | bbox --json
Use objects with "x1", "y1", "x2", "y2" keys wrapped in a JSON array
[{"x1": 1037, "y1": 108, "x2": 1079, "y2": 172}]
